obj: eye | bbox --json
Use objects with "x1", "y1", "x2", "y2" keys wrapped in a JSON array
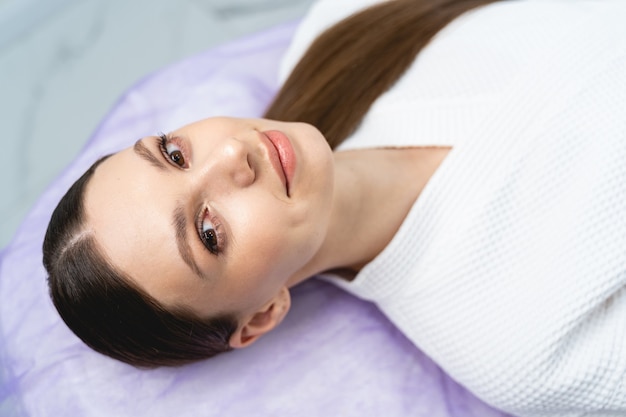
[
  {"x1": 197, "y1": 208, "x2": 223, "y2": 255},
  {"x1": 158, "y1": 133, "x2": 187, "y2": 168}
]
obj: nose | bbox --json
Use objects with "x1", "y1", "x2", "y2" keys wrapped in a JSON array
[{"x1": 215, "y1": 136, "x2": 255, "y2": 188}]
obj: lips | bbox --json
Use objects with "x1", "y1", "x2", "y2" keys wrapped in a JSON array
[{"x1": 261, "y1": 130, "x2": 296, "y2": 196}]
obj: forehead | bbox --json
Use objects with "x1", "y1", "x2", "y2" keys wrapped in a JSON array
[{"x1": 84, "y1": 148, "x2": 206, "y2": 308}]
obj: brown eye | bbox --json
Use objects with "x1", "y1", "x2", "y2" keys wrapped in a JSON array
[
  {"x1": 169, "y1": 150, "x2": 185, "y2": 167},
  {"x1": 199, "y1": 209, "x2": 221, "y2": 255},
  {"x1": 201, "y1": 229, "x2": 219, "y2": 254},
  {"x1": 158, "y1": 133, "x2": 188, "y2": 169}
]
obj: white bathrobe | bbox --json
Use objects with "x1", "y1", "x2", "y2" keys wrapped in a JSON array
[{"x1": 281, "y1": 1, "x2": 626, "y2": 415}]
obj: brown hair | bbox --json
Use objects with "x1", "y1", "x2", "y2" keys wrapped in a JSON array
[
  {"x1": 266, "y1": 0, "x2": 500, "y2": 148},
  {"x1": 44, "y1": 0, "x2": 500, "y2": 367},
  {"x1": 44, "y1": 157, "x2": 237, "y2": 367}
]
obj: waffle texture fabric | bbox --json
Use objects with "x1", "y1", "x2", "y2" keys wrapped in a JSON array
[{"x1": 282, "y1": 0, "x2": 626, "y2": 415}]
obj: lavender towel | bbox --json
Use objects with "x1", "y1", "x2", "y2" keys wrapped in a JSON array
[{"x1": 0, "y1": 21, "x2": 511, "y2": 417}]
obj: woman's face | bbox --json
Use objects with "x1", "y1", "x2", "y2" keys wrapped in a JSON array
[{"x1": 84, "y1": 117, "x2": 334, "y2": 319}]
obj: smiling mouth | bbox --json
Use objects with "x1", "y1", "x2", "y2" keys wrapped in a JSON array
[
  {"x1": 260, "y1": 131, "x2": 289, "y2": 195},
  {"x1": 261, "y1": 130, "x2": 295, "y2": 197}
]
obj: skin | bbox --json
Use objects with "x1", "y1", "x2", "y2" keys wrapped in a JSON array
[{"x1": 84, "y1": 116, "x2": 450, "y2": 347}]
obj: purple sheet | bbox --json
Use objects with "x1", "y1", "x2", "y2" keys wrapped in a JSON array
[{"x1": 0, "y1": 21, "x2": 512, "y2": 417}]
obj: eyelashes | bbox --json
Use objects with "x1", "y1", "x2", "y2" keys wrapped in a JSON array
[
  {"x1": 158, "y1": 133, "x2": 188, "y2": 168},
  {"x1": 196, "y1": 208, "x2": 224, "y2": 255},
  {"x1": 156, "y1": 133, "x2": 225, "y2": 256}
]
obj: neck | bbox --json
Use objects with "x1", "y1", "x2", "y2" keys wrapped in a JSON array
[{"x1": 288, "y1": 146, "x2": 450, "y2": 286}]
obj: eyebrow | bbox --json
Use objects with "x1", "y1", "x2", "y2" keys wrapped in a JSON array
[
  {"x1": 134, "y1": 138, "x2": 166, "y2": 171},
  {"x1": 173, "y1": 203, "x2": 206, "y2": 280},
  {"x1": 133, "y1": 138, "x2": 205, "y2": 280}
]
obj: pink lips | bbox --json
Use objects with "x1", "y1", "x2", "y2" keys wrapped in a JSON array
[{"x1": 261, "y1": 130, "x2": 296, "y2": 196}]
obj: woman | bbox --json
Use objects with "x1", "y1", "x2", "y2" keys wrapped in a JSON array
[{"x1": 43, "y1": 0, "x2": 626, "y2": 415}]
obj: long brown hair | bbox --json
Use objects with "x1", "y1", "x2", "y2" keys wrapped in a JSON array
[
  {"x1": 266, "y1": 0, "x2": 500, "y2": 149},
  {"x1": 45, "y1": 0, "x2": 500, "y2": 367}
]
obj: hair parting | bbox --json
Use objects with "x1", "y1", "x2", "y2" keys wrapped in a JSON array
[{"x1": 44, "y1": 156, "x2": 237, "y2": 367}]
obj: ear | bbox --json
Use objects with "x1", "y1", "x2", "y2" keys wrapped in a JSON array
[{"x1": 229, "y1": 286, "x2": 291, "y2": 349}]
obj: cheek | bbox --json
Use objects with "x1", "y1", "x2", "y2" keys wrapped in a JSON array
[{"x1": 227, "y1": 196, "x2": 320, "y2": 277}]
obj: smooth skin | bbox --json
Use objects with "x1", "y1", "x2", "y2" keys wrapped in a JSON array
[{"x1": 85, "y1": 117, "x2": 450, "y2": 348}]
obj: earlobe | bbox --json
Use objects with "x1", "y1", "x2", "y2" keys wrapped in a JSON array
[{"x1": 229, "y1": 287, "x2": 291, "y2": 349}]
